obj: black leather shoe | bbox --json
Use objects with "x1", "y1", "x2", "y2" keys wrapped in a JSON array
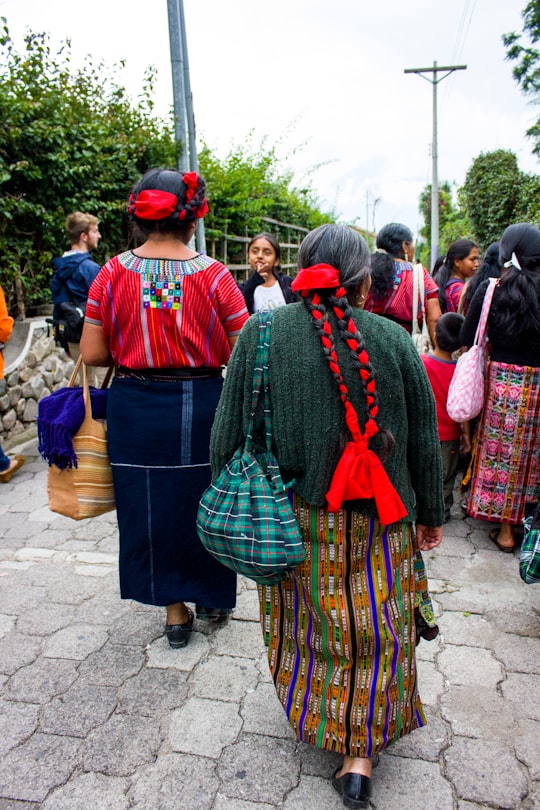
[
  {"x1": 331, "y1": 768, "x2": 372, "y2": 809},
  {"x1": 165, "y1": 608, "x2": 194, "y2": 649},
  {"x1": 195, "y1": 605, "x2": 232, "y2": 622}
]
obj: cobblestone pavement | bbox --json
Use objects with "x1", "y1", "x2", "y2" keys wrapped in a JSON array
[{"x1": 0, "y1": 437, "x2": 539, "y2": 810}]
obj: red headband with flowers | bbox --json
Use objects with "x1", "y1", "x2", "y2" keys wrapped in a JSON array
[{"x1": 294, "y1": 263, "x2": 406, "y2": 525}]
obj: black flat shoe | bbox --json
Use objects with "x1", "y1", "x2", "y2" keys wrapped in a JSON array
[
  {"x1": 195, "y1": 605, "x2": 232, "y2": 622},
  {"x1": 165, "y1": 608, "x2": 194, "y2": 648},
  {"x1": 331, "y1": 768, "x2": 372, "y2": 809}
]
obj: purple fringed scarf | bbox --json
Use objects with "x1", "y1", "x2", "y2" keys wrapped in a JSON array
[{"x1": 38, "y1": 386, "x2": 109, "y2": 469}]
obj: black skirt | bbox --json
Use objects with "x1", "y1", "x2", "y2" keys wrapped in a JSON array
[{"x1": 107, "y1": 375, "x2": 236, "y2": 607}]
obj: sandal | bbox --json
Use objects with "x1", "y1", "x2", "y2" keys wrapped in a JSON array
[
  {"x1": 488, "y1": 528, "x2": 514, "y2": 554},
  {"x1": 0, "y1": 455, "x2": 26, "y2": 483}
]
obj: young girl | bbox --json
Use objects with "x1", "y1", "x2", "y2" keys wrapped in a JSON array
[
  {"x1": 239, "y1": 232, "x2": 297, "y2": 314},
  {"x1": 434, "y1": 239, "x2": 479, "y2": 313}
]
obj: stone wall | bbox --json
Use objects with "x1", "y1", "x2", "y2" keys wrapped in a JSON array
[{"x1": 1, "y1": 328, "x2": 75, "y2": 442}]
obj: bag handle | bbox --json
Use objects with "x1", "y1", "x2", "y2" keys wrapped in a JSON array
[
  {"x1": 67, "y1": 355, "x2": 114, "y2": 389},
  {"x1": 245, "y1": 311, "x2": 273, "y2": 451},
  {"x1": 472, "y1": 278, "x2": 498, "y2": 347},
  {"x1": 412, "y1": 263, "x2": 425, "y2": 336}
]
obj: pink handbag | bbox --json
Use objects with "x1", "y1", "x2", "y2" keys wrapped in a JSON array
[{"x1": 446, "y1": 278, "x2": 498, "y2": 422}]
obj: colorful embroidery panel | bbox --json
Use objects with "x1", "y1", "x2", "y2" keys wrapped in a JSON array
[{"x1": 142, "y1": 275, "x2": 182, "y2": 310}]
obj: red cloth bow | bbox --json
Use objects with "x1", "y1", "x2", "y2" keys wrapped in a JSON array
[
  {"x1": 131, "y1": 190, "x2": 178, "y2": 220},
  {"x1": 291, "y1": 264, "x2": 340, "y2": 292},
  {"x1": 326, "y1": 437, "x2": 407, "y2": 525}
]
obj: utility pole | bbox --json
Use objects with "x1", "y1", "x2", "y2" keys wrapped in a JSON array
[
  {"x1": 404, "y1": 61, "x2": 466, "y2": 272},
  {"x1": 167, "y1": 0, "x2": 206, "y2": 252}
]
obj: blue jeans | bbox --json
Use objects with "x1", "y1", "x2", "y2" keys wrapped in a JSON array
[{"x1": 0, "y1": 442, "x2": 10, "y2": 472}]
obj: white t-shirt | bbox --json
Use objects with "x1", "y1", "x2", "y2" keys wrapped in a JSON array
[{"x1": 253, "y1": 282, "x2": 287, "y2": 312}]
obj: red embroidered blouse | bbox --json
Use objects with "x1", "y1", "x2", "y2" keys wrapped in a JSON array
[
  {"x1": 85, "y1": 251, "x2": 249, "y2": 369},
  {"x1": 365, "y1": 259, "x2": 438, "y2": 333}
]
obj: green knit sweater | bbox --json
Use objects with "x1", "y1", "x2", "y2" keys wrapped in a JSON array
[{"x1": 210, "y1": 303, "x2": 444, "y2": 527}]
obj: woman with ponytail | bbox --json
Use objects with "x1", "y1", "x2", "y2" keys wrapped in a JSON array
[
  {"x1": 81, "y1": 168, "x2": 249, "y2": 648},
  {"x1": 461, "y1": 223, "x2": 540, "y2": 552},
  {"x1": 210, "y1": 224, "x2": 443, "y2": 808}
]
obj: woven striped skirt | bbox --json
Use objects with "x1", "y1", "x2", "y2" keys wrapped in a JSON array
[
  {"x1": 107, "y1": 376, "x2": 236, "y2": 608},
  {"x1": 466, "y1": 361, "x2": 540, "y2": 525},
  {"x1": 259, "y1": 496, "x2": 426, "y2": 757}
]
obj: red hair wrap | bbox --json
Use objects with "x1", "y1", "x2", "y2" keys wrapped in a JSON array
[
  {"x1": 129, "y1": 189, "x2": 178, "y2": 220},
  {"x1": 291, "y1": 264, "x2": 340, "y2": 293}
]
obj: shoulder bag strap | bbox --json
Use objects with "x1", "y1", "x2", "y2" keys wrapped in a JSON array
[
  {"x1": 473, "y1": 278, "x2": 498, "y2": 347},
  {"x1": 412, "y1": 263, "x2": 425, "y2": 335},
  {"x1": 245, "y1": 311, "x2": 273, "y2": 451}
]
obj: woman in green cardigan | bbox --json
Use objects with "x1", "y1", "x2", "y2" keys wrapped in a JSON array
[{"x1": 210, "y1": 224, "x2": 444, "y2": 809}]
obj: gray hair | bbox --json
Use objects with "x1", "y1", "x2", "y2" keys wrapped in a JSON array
[{"x1": 297, "y1": 224, "x2": 371, "y2": 293}]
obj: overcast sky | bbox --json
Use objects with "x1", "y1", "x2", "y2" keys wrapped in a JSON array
[{"x1": 2, "y1": 0, "x2": 538, "y2": 241}]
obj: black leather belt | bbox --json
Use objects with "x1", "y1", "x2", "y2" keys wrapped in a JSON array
[{"x1": 116, "y1": 366, "x2": 222, "y2": 382}]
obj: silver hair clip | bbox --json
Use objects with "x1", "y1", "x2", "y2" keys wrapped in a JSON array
[{"x1": 504, "y1": 251, "x2": 522, "y2": 271}]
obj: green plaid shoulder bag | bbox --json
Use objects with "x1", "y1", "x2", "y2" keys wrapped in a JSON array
[
  {"x1": 520, "y1": 502, "x2": 540, "y2": 585},
  {"x1": 196, "y1": 311, "x2": 305, "y2": 585}
]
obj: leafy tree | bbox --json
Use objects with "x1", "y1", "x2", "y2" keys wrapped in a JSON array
[
  {"x1": 199, "y1": 135, "x2": 334, "y2": 265},
  {"x1": 0, "y1": 19, "x2": 177, "y2": 313},
  {"x1": 417, "y1": 182, "x2": 472, "y2": 266},
  {"x1": 503, "y1": 1, "x2": 540, "y2": 155},
  {"x1": 462, "y1": 150, "x2": 524, "y2": 247}
]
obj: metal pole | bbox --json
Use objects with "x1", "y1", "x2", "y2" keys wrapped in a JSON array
[
  {"x1": 167, "y1": 0, "x2": 188, "y2": 172},
  {"x1": 365, "y1": 191, "x2": 370, "y2": 250},
  {"x1": 431, "y1": 62, "x2": 439, "y2": 270},
  {"x1": 404, "y1": 62, "x2": 467, "y2": 272},
  {"x1": 177, "y1": 0, "x2": 206, "y2": 253}
]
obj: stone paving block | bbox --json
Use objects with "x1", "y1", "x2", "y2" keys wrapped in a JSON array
[
  {"x1": 77, "y1": 642, "x2": 143, "y2": 686},
  {"x1": 110, "y1": 609, "x2": 164, "y2": 647},
  {"x1": 83, "y1": 714, "x2": 162, "y2": 777},
  {"x1": 72, "y1": 520, "x2": 117, "y2": 542},
  {"x1": 74, "y1": 564, "x2": 116, "y2": 578},
  {"x1": 255, "y1": 649, "x2": 273, "y2": 683},
  {"x1": 96, "y1": 536, "x2": 120, "y2": 554},
  {"x1": 387, "y1": 707, "x2": 450, "y2": 762},
  {"x1": 43, "y1": 623, "x2": 109, "y2": 660},
  {"x1": 444, "y1": 736, "x2": 528, "y2": 808},
  {"x1": 515, "y1": 719, "x2": 540, "y2": 781},
  {"x1": 16, "y1": 601, "x2": 76, "y2": 636},
  {"x1": 232, "y1": 588, "x2": 261, "y2": 622},
  {"x1": 13, "y1": 547, "x2": 57, "y2": 562},
  {"x1": 0, "y1": 613, "x2": 15, "y2": 638},
  {"x1": 438, "y1": 610, "x2": 495, "y2": 648},
  {"x1": 189, "y1": 654, "x2": 260, "y2": 702},
  {"x1": 5, "y1": 522, "x2": 51, "y2": 540},
  {"x1": 40, "y1": 682, "x2": 117, "y2": 737},
  {"x1": 0, "y1": 732, "x2": 81, "y2": 802},
  {"x1": 129, "y1": 753, "x2": 218, "y2": 810},
  {"x1": 213, "y1": 796, "x2": 275, "y2": 810},
  {"x1": 117, "y1": 668, "x2": 188, "y2": 716},
  {"x1": 0, "y1": 582, "x2": 46, "y2": 615},
  {"x1": 41, "y1": 772, "x2": 130, "y2": 810},
  {"x1": 438, "y1": 644, "x2": 503, "y2": 687},
  {"x1": 217, "y1": 735, "x2": 299, "y2": 804},
  {"x1": 493, "y1": 633, "x2": 540, "y2": 674},
  {"x1": 436, "y1": 587, "x2": 491, "y2": 614},
  {"x1": 296, "y1": 742, "x2": 341, "y2": 778},
  {"x1": 441, "y1": 684, "x2": 516, "y2": 738},
  {"x1": 67, "y1": 550, "x2": 116, "y2": 565},
  {"x1": 416, "y1": 658, "x2": 445, "y2": 707},
  {"x1": 146, "y1": 629, "x2": 210, "y2": 671},
  {"x1": 435, "y1": 533, "x2": 475, "y2": 557},
  {"x1": 456, "y1": 800, "x2": 490, "y2": 809},
  {"x1": 282, "y1": 773, "x2": 342, "y2": 809},
  {"x1": 241, "y1": 681, "x2": 295, "y2": 741},
  {"x1": 373, "y1": 754, "x2": 454, "y2": 810},
  {"x1": 0, "y1": 632, "x2": 42, "y2": 676},
  {"x1": 75, "y1": 592, "x2": 128, "y2": 625},
  {"x1": 212, "y1": 617, "x2": 266, "y2": 659},
  {"x1": 24, "y1": 528, "x2": 72, "y2": 549},
  {"x1": 7, "y1": 657, "x2": 79, "y2": 703},
  {"x1": 0, "y1": 800, "x2": 37, "y2": 809},
  {"x1": 0, "y1": 700, "x2": 39, "y2": 755},
  {"x1": 169, "y1": 696, "x2": 242, "y2": 758},
  {"x1": 486, "y1": 604, "x2": 540, "y2": 638},
  {"x1": 501, "y1": 673, "x2": 540, "y2": 721}
]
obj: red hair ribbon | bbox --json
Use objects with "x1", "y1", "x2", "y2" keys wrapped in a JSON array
[
  {"x1": 130, "y1": 190, "x2": 178, "y2": 220},
  {"x1": 182, "y1": 172, "x2": 199, "y2": 203},
  {"x1": 291, "y1": 264, "x2": 340, "y2": 292}
]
